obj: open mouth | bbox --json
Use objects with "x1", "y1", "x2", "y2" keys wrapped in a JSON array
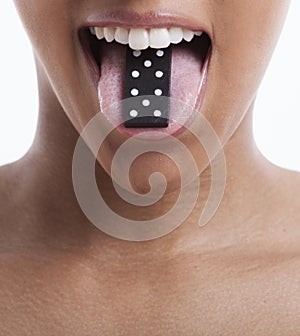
[{"x1": 79, "y1": 25, "x2": 212, "y2": 137}]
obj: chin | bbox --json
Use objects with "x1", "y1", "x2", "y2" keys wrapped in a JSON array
[{"x1": 99, "y1": 149, "x2": 182, "y2": 195}]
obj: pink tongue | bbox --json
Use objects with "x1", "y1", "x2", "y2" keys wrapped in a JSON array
[{"x1": 98, "y1": 41, "x2": 203, "y2": 129}]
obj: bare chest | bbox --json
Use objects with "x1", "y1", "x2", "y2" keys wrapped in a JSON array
[{"x1": 0, "y1": 253, "x2": 299, "y2": 336}]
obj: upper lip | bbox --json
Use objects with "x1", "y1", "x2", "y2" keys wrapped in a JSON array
[{"x1": 80, "y1": 9, "x2": 211, "y2": 38}]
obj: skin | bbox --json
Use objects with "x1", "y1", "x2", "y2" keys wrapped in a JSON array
[{"x1": 0, "y1": 0, "x2": 299, "y2": 335}]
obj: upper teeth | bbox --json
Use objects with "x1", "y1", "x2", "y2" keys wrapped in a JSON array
[{"x1": 89, "y1": 27, "x2": 202, "y2": 50}]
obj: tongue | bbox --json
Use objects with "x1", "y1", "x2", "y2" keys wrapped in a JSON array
[{"x1": 98, "y1": 40, "x2": 204, "y2": 130}]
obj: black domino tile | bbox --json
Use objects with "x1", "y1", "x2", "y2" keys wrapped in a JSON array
[{"x1": 123, "y1": 46, "x2": 172, "y2": 128}]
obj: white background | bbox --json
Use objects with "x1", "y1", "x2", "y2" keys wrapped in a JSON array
[{"x1": 0, "y1": 1, "x2": 299, "y2": 171}]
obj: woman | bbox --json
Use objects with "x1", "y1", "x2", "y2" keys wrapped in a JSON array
[{"x1": 0, "y1": 0, "x2": 299, "y2": 334}]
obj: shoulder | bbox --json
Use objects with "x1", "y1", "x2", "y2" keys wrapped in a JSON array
[
  {"x1": 0, "y1": 162, "x2": 24, "y2": 248},
  {"x1": 257, "y1": 165, "x2": 300, "y2": 302},
  {"x1": 275, "y1": 166, "x2": 300, "y2": 232},
  {"x1": 0, "y1": 163, "x2": 14, "y2": 219},
  {"x1": 259, "y1": 163, "x2": 300, "y2": 230}
]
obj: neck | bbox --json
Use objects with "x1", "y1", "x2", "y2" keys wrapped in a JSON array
[{"x1": 18, "y1": 59, "x2": 274, "y2": 258}]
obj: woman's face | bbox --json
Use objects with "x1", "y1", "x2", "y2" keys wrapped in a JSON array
[{"x1": 14, "y1": 0, "x2": 290, "y2": 191}]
